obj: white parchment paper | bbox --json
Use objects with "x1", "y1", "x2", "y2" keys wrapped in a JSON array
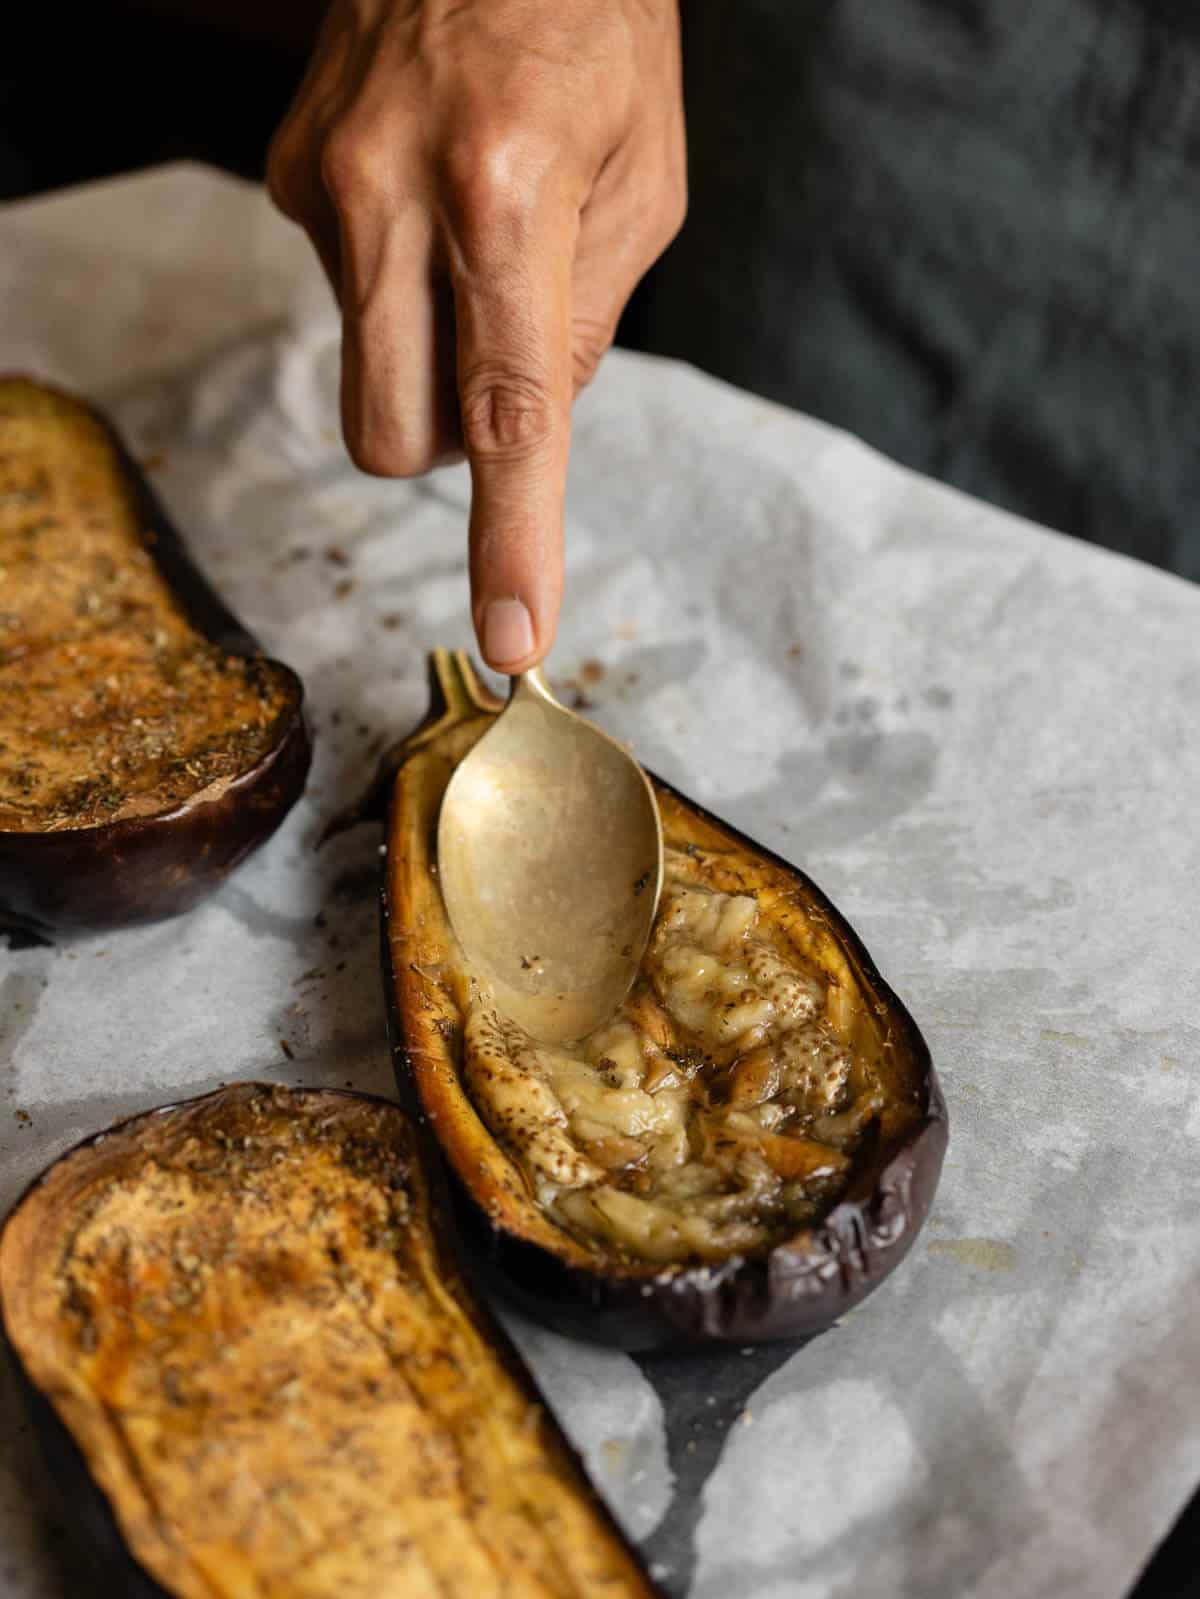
[{"x1": 1, "y1": 165, "x2": 1197, "y2": 1599}]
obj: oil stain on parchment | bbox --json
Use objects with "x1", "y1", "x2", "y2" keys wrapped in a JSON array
[{"x1": 928, "y1": 1238, "x2": 1018, "y2": 1272}]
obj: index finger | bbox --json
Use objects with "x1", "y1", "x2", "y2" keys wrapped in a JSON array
[{"x1": 444, "y1": 153, "x2": 577, "y2": 673}]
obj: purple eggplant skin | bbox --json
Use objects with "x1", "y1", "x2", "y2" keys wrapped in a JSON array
[
  {"x1": 465, "y1": 791, "x2": 948, "y2": 1351},
  {"x1": 378, "y1": 652, "x2": 948, "y2": 1352},
  {"x1": 0, "y1": 1084, "x2": 667, "y2": 1599},
  {"x1": 0, "y1": 1092, "x2": 222, "y2": 1599},
  {"x1": 0, "y1": 388, "x2": 311, "y2": 937},
  {"x1": 383, "y1": 825, "x2": 948, "y2": 1352},
  {"x1": 419, "y1": 1098, "x2": 947, "y2": 1353},
  {"x1": 5, "y1": 1362, "x2": 172, "y2": 1599},
  {"x1": 0, "y1": 722, "x2": 311, "y2": 936}
]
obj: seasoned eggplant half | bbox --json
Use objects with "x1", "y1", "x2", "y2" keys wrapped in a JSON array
[
  {"x1": 383, "y1": 651, "x2": 947, "y2": 1349},
  {"x1": 0, "y1": 1083, "x2": 661, "y2": 1599},
  {"x1": 0, "y1": 377, "x2": 310, "y2": 933}
]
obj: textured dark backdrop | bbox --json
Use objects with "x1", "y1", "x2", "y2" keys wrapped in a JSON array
[{"x1": 628, "y1": 0, "x2": 1200, "y2": 584}]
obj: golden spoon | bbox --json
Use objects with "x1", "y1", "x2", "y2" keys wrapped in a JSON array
[{"x1": 437, "y1": 665, "x2": 663, "y2": 1045}]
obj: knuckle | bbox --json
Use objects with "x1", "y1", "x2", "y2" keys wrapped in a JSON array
[
  {"x1": 459, "y1": 368, "x2": 556, "y2": 461},
  {"x1": 442, "y1": 129, "x2": 547, "y2": 238},
  {"x1": 346, "y1": 428, "x2": 434, "y2": 478},
  {"x1": 343, "y1": 393, "x2": 439, "y2": 478},
  {"x1": 320, "y1": 122, "x2": 388, "y2": 209}
]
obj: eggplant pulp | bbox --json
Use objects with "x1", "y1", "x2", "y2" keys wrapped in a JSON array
[
  {"x1": 383, "y1": 651, "x2": 948, "y2": 1349},
  {"x1": 0, "y1": 377, "x2": 310, "y2": 933},
  {"x1": 0, "y1": 1084, "x2": 662, "y2": 1599}
]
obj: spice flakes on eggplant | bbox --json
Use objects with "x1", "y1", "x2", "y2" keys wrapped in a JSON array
[
  {"x1": 0, "y1": 377, "x2": 296, "y2": 832},
  {"x1": 463, "y1": 836, "x2": 900, "y2": 1265},
  {"x1": 384, "y1": 651, "x2": 946, "y2": 1346},
  {"x1": 0, "y1": 1084, "x2": 661, "y2": 1599}
]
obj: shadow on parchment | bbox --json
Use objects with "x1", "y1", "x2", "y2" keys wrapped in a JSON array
[{"x1": 634, "y1": 1137, "x2": 1156, "y2": 1599}]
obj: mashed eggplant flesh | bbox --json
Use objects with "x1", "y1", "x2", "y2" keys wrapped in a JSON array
[{"x1": 462, "y1": 846, "x2": 887, "y2": 1265}]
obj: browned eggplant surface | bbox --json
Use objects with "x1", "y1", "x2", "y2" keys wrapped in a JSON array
[
  {"x1": 384, "y1": 652, "x2": 947, "y2": 1348},
  {"x1": 0, "y1": 1083, "x2": 662, "y2": 1599},
  {"x1": 0, "y1": 377, "x2": 310, "y2": 930}
]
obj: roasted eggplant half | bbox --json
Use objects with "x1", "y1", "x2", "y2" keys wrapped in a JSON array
[
  {"x1": 383, "y1": 651, "x2": 948, "y2": 1350},
  {"x1": 0, "y1": 377, "x2": 310, "y2": 933},
  {"x1": 0, "y1": 1083, "x2": 661, "y2": 1599}
]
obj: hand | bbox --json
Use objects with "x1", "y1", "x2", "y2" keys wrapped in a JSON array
[{"x1": 267, "y1": 0, "x2": 686, "y2": 671}]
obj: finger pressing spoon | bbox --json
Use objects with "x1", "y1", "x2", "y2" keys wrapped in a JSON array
[{"x1": 437, "y1": 665, "x2": 663, "y2": 1045}]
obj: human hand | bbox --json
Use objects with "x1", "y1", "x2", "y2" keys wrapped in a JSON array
[{"x1": 267, "y1": 0, "x2": 686, "y2": 671}]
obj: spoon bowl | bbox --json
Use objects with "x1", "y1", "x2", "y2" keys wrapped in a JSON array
[{"x1": 437, "y1": 666, "x2": 663, "y2": 1044}]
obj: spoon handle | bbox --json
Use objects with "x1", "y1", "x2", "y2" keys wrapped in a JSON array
[{"x1": 510, "y1": 666, "x2": 556, "y2": 708}]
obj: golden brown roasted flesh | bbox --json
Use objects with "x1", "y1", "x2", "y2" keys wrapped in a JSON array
[
  {"x1": 0, "y1": 378, "x2": 294, "y2": 831},
  {"x1": 0, "y1": 1085, "x2": 659, "y2": 1599},
  {"x1": 388, "y1": 657, "x2": 929, "y2": 1277},
  {"x1": 461, "y1": 836, "x2": 906, "y2": 1265}
]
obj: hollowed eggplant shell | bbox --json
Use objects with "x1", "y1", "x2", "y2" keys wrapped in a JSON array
[
  {"x1": 0, "y1": 379, "x2": 311, "y2": 936},
  {"x1": 0, "y1": 1083, "x2": 662, "y2": 1599},
  {"x1": 383, "y1": 651, "x2": 948, "y2": 1351}
]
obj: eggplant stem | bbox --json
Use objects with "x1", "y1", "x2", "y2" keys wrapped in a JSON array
[
  {"x1": 428, "y1": 649, "x2": 502, "y2": 723},
  {"x1": 316, "y1": 650, "x2": 500, "y2": 847}
]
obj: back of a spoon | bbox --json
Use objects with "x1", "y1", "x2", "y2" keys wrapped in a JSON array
[{"x1": 437, "y1": 667, "x2": 663, "y2": 1045}]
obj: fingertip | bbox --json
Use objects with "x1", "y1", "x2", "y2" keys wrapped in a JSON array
[{"x1": 478, "y1": 596, "x2": 539, "y2": 672}]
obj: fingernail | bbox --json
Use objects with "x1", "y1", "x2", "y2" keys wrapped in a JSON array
[{"x1": 482, "y1": 596, "x2": 535, "y2": 668}]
